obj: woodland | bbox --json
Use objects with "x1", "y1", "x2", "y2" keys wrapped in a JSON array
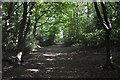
[{"x1": 2, "y1": 2, "x2": 120, "y2": 79}]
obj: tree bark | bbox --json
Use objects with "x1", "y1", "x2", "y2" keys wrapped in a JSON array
[
  {"x1": 24, "y1": 2, "x2": 35, "y2": 39},
  {"x1": 94, "y1": 2, "x2": 113, "y2": 69},
  {"x1": 75, "y1": 3, "x2": 79, "y2": 43},
  {"x1": 17, "y1": 2, "x2": 28, "y2": 52},
  {"x1": 100, "y1": 2, "x2": 113, "y2": 67},
  {"x1": 22, "y1": 3, "x2": 35, "y2": 53}
]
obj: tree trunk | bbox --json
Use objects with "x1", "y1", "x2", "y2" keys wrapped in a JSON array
[
  {"x1": 24, "y1": 3, "x2": 35, "y2": 39},
  {"x1": 94, "y1": 2, "x2": 113, "y2": 69},
  {"x1": 100, "y1": 2, "x2": 113, "y2": 67},
  {"x1": 105, "y1": 30, "x2": 113, "y2": 66},
  {"x1": 33, "y1": 17, "x2": 38, "y2": 36},
  {"x1": 17, "y1": 2, "x2": 28, "y2": 52},
  {"x1": 75, "y1": 3, "x2": 79, "y2": 43},
  {"x1": 22, "y1": 3, "x2": 35, "y2": 54}
]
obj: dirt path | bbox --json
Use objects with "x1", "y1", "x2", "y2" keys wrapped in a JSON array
[{"x1": 2, "y1": 43, "x2": 120, "y2": 79}]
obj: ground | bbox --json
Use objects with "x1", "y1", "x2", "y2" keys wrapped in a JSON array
[{"x1": 2, "y1": 43, "x2": 120, "y2": 79}]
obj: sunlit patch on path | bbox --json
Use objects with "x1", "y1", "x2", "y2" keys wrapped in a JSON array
[
  {"x1": 43, "y1": 53, "x2": 63, "y2": 57},
  {"x1": 26, "y1": 69, "x2": 39, "y2": 72}
]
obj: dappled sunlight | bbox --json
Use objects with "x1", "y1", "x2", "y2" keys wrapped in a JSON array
[
  {"x1": 57, "y1": 57, "x2": 66, "y2": 60},
  {"x1": 46, "y1": 67, "x2": 54, "y2": 70},
  {"x1": 60, "y1": 70, "x2": 77, "y2": 73},
  {"x1": 27, "y1": 58, "x2": 37, "y2": 61},
  {"x1": 46, "y1": 69, "x2": 54, "y2": 73},
  {"x1": 26, "y1": 69, "x2": 39, "y2": 72},
  {"x1": 67, "y1": 58, "x2": 72, "y2": 60},
  {"x1": 28, "y1": 59, "x2": 33, "y2": 61},
  {"x1": 70, "y1": 52, "x2": 78, "y2": 55},
  {"x1": 4, "y1": 66, "x2": 14, "y2": 70},
  {"x1": 43, "y1": 53, "x2": 63, "y2": 57},
  {"x1": 36, "y1": 45, "x2": 44, "y2": 49},
  {"x1": 57, "y1": 57, "x2": 73, "y2": 60},
  {"x1": 37, "y1": 62, "x2": 44, "y2": 65},
  {"x1": 46, "y1": 48, "x2": 52, "y2": 51},
  {"x1": 46, "y1": 58, "x2": 55, "y2": 61},
  {"x1": 45, "y1": 67, "x2": 65, "y2": 70},
  {"x1": 45, "y1": 67, "x2": 65, "y2": 73},
  {"x1": 22, "y1": 62, "x2": 29, "y2": 66},
  {"x1": 45, "y1": 67, "x2": 54, "y2": 73},
  {"x1": 20, "y1": 74, "x2": 33, "y2": 77},
  {"x1": 32, "y1": 45, "x2": 44, "y2": 51},
  {"x1": 29, "y1": 52, "x2": 38, "y2": 55}
]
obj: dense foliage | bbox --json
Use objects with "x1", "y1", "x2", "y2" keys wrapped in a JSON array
[{"x1": 2, "y1": 2, "x2": 120, "y2": 54}]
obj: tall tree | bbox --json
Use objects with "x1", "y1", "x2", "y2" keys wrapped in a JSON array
[
  {"x1": 22, "y1": 2, "x2": 35, "y2": 53},
  {"x1": 75, "y1": 3, "x2": 79, "y2": 43},
  {"x1": 17, "y1": 2, "x2": 28, "y2": 52},
  {"x1": 94, "y1": 2, "x2": 113, "y2": 69}
]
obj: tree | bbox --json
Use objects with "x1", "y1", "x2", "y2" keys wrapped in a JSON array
[
  {"x1": 17, "y1": 2, "x2": 28, "y2": 52},
  {"x1": 94, "y1": 2, "x2": 113, "y2": 69}
]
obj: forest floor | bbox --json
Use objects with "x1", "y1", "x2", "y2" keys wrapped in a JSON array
[{"x1": 2, "y1": 43, "x2": 120, "y2": 79}]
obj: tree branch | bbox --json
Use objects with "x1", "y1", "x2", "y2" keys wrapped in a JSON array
[
  {"x1": 101, "y1": 2, "x2": 111, "y2": 29},
  {"x1": 94, "y1": 2, "x2": 110, "y2": 31}
]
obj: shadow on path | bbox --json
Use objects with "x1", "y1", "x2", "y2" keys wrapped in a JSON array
[{"x1": 2, "y1": 43, "x2": 119, "y2": 79}]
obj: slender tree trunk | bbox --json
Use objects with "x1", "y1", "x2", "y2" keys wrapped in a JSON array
[
  {"x1": 22, "y1": 3, "x2": 35, "y2": 54},
  {"x1": 105, "y1": 30, "x2": 112, "y2": 66},
  {"x1": 24, "y1": 3, "x2": 35, "y2": 39},
  {"x1": 87, "y1": 2, "x2": 89, "y2": 17},
  {"x1": 33, "y1": 17, "x2": 38, "y2": 36},
  {"x1": 94, "y1": 2, "x2": 113, "y2": 69},
  {"x1": 17, "y1": 2, "x2": 28, "y2": 52},
  {"x1": 75, "y1": 3, "x2": 79, "y2": 43},
  {"x1": 100, "y1": 2, "x2": 113, "y2": 67}
]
